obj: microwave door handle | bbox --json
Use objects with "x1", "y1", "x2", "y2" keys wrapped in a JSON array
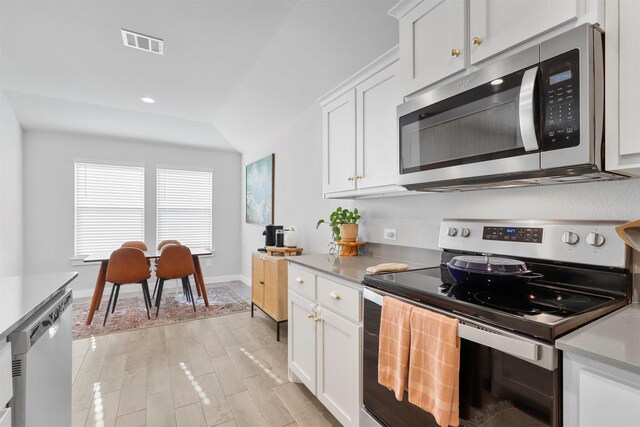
[{"x1": 518, "y1": 66, "x2": 540, "y2": 152}]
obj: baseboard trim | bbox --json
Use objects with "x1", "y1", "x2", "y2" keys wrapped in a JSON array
[{"x1": 73, "y1": 274, "x2": 247, "y2": 299}]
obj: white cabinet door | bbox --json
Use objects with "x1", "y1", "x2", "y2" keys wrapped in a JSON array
[
  {"x1": 470, "y1": 0, "x2": 579, "y2": 64},
  {"x1": 288, "y1": 292, "x2": 317, "y2": 392},
  {"x1": 398, "y1": 0, "x2": 466, "y2": 97},
  {"x1": 316, "y1": 306, "x2": 361, "y2": 427},
  {"x1": 322, "y1": 89, "x2": 357, "y2": 193},
  {"x1": 605, "y1": 0, "x2": 640, "y2": 175},
  {"x1": 356, "y1": 61, "x2": 401, "y2": 189},
  {"x1": 579, "y1": 369, "x2": 640, "y2": 427}
]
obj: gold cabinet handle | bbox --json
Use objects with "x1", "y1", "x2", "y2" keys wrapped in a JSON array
[
  {"x1": 315, "y1": 317, "x2": 322, "y2": 322},
  {"x1": 451, "y1": 49, "x2": 461, "y2": 57},
  {"x1": 307, "y1": 313, "x2": 314, "y2": 319},
  {"x1": 355, "y1": 175, "x2": 363, "y2": 180},
  {"x1": 347, "y1": 176, "x2": 354, "y2": 181},
  {"x1": 472, "y1": 37, "x2": 483, "y2": 46}
]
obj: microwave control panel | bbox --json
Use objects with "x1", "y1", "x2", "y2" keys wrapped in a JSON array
[{"x1": 540, "y1": 49, "x2": 580, "y2": 151}]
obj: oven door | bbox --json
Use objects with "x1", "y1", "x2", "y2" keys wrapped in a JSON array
[
  {"x1": 363, "y1": 287, "x2": 560, "y2": 427},
  {"x1": 397, "y1": 46, "x2": 541, "y2": 188}
]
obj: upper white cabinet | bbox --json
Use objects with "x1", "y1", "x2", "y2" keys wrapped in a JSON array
[
  {"x1": 469, "y1": 0, "x2": 578, "y2": 64},
  {"x1": 390, "y1": 0, "x2": 600, "y2": 98},
  {"x1": 397, "y1": 0, "x2": 466, "y2": 98},
  {"x1": 320, "y1": 46, "x2": 407, "y2": 199},
  {"x1": 322, "y1": 90, "x2": 357, "y2": 193},
  {"x1": 605, "y1": 0, "x2": 640, "y2": 176}
]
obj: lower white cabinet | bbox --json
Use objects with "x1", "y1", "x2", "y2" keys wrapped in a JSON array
[
  {"x1": 563, "y1": 351, "x2": 640, "y2": 426},
  {"x1": 0, "y1": 343, "x2": 11, "y2": 409},
  {"x1": 287, "y1": 264, "x2": 362, "y2": 427}
]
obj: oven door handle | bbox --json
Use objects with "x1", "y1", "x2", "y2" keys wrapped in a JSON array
[
  {"x1": 518, "y1": 66, "x2": 540, "y2": 152},
  {"x1": 364, "y1": 287, "x2": 542, "y2": 363}
]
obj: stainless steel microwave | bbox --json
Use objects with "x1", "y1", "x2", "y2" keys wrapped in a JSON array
[{"x1": 397, "y1": 24, "x2": 625, "y2": 192}]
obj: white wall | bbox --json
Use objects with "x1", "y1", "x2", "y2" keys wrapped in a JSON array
[
  {"x1": 240, "y1": 105, "x2": 353, "y2": 280},
  {"x1": 23, "y1": 131, "x2": 241, "y2": 294},
  {"x1": 0, "y1": 92, "x2": 24, "y2": 277},
  {"x1": 240, "y1": 101, "x2": 640, "y2": 281}
]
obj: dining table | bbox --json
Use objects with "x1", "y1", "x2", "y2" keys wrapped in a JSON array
[{"x1": 83, "y1": 247, "x2": 213, "y2": 325}]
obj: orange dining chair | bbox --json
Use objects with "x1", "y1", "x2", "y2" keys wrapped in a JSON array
[
  {"x1": 155, "y1": 244, "x2": 197, "y2": 316},
  {"x1": 103, "y1": 247, "x2": 152, "y2": 326},
  {"x1": 152, "y1": 240, "x2": 181, "y2": 299},
  {"x1": 121, "y1": 241, "x2": 148, "y2": 251}
]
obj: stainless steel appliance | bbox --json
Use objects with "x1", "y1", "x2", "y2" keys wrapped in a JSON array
[
  {"x1": 362, "y1": 219, "x2": 631, "y2": 426},
  {"x1": 9, "y1": 289, "x2": 73, "y2": 427},
  {"x1": 397, "y1": 24, "x2": 625, "y2": 192}
]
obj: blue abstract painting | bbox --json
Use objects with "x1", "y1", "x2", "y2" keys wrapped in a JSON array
[{"x1": 246, "y1": 154, "x2": 274, "y2": 224}]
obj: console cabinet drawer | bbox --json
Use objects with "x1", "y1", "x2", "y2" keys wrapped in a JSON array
[{"x1": 317, "y1": 276, "x2": 361, "y2": 322}]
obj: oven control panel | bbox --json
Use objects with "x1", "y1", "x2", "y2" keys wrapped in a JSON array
[
  {"x1": 439, "y1": 220, "x2": 628, "y2": 269},
  {"x1": 540, "y1": 49, "x2": 580, "y2": 151},
  {"x1": 483, "y1": 226, "x2": 543, "y2": 243}
]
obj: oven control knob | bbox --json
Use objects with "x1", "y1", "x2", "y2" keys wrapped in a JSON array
[
  {"x1": 586, "y1": 232, "x2": 606, "y2": 247},
  {"x1": 447, "y1": 227, "x2": 458, "y2": 237},
  {"x1": 561, "y1": 231, "x2": 579, "y2": 246},
  {"x1": 460, "y1": 228, "x2": 471, "y2": 238}
]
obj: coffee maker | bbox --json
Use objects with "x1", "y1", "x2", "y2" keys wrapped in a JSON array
[{"x1": 258, "y1": 225, "x2": 283, "y2": 252}]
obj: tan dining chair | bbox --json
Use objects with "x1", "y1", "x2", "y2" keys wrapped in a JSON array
[
  {"x1": 155, "y1": 244, "x2": 197, "y2": 316},
  {"x1": 152, "y1": 240, "x2": 181, "y2": 299},
  {"x1": 103, "y1": 247, "x2": 152, "y2": 326},
  {"x1": 121, "y1": 241, "x2": 148, "y2": 251}
]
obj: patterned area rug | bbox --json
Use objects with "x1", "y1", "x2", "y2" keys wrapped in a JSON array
[{"x1": 72, "y1": 285, "x2": 251, "y2": 340}]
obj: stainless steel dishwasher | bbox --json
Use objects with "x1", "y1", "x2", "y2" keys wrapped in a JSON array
[{"x1": 9, "y1": 289, "x2": 73, "y2": 427}]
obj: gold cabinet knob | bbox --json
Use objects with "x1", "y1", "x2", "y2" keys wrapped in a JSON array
[
  {"x1": 315, "y1": 317, "x2": 322, "y2": 322},
  {"x1": 307, "y1": 313, "x2": 314, "y2": 319},
  {"x1": 472, "y1": 37, "x2": 483, "y2": 46},
  {"x1": 450, "y1": 49, "x2": 461, "y2": 57},
  {"x1": 355, "y1": 175, "x2": 363, "y2": 180},
  {"x1": 347, "y1": 176, "x2": 354, "y2": 181},
  {"x1": 330, "y1": 292, "x2": 341, "y2": 300}
]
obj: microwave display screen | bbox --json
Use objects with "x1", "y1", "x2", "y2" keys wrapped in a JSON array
[{"x1": 550, "y1": 70, "x2": 572, "y2": 85}]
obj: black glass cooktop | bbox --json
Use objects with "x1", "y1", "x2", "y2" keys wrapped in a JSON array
[{"x1": 364, "y1": 265, "x2": 629, "y2": 342}]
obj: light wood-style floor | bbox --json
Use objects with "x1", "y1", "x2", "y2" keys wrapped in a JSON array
[{"x1": 72, "y1": 297, "x2": 340, "y2": 427}]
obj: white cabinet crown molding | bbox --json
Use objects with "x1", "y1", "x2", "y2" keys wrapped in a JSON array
[
  {"x1": 387, "y1": 0, "x2": 425, "y2": 20},
  {"x1": 317, "y1": 45, "x2": 399, "y2": 106}
]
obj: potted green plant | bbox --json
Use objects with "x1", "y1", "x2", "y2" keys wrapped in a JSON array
[{"x1": 316, "y1": 207, "x2": 361, "y2": 242}]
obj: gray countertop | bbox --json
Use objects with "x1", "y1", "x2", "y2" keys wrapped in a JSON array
[
  {"x1": 0, "y1": 272, "x2": 78, "y2": 344},
  {"x1": 286, "y1": 253, "x2": 437, "y2": 284},
  {"x1": 556, "y1": 303, "x2": 640, "y2": 374}
]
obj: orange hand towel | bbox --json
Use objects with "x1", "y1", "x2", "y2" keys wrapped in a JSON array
[
  {"x1": 408, "y1": 307, "x2": 460, "y2": 427},
  {"x1": 378, "y1": 296, "x2": 413, "y2": 401}
]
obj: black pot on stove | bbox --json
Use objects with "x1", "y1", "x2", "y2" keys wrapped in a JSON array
[{"x1": 446, "y1": 254, "x2": 543, "y2": 289}]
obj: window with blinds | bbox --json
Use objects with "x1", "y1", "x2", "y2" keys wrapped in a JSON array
[
  {"x1": 74, "y1": 162, "x2": 145, "y2": 256},
  {"x1": 157, "y1": 168, "x2": 213, "y2": 249}
]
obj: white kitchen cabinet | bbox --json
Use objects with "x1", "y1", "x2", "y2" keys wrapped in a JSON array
[
  {"x1": 0, "y1": 343, "x2": 11, "y2": 409},
  {"x1": 563, "y1": 351, "x2": 640, "y2": 426},
  {"x1": 397, "y1": 0, "x2": 466, "y2": 97},
  {"x1": 288, "y1": 291, "x2": 317, "y2": 392},
  {"x1": 316, "y1": 306, "x2": 361, "y2": 427},
  {"x1": 320, "y1": 46, "x2": 407, "y2": 199},
  {"x1": 605, "y1": 0, "x2": 640, "y2": 176},
  {"x1": 389, "y1": 0, "x2": 600, "y2": 99},
  {"x1": 322, "y1": 89, "x2": 357, "y2": 193},
  {"x1": 469, "y1": 0, "x2": 578, "y2": 64},
  {"x1": 287, "y1": 263, "x2": 362, "y2": 427}
]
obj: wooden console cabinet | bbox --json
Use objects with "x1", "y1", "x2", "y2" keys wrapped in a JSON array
[{"x1": 251, "y1": 252, "x2": 288, "y2": 340}]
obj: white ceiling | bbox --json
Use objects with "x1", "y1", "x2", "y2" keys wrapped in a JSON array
[{"x1": 1, "y1": 0, "x2": 398, "y2": 152}]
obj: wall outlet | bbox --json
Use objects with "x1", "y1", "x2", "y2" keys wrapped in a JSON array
[{"x1": 384, "y1": 229, "x2": 397, "y2": 240}]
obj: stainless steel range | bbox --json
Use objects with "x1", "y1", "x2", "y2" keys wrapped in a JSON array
[{"x1": 362, "y1": 220, "x2": 631, "y2": 427}]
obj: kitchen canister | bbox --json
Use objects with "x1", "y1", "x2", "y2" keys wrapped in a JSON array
[{"x1": 284, "y1": 226, "x2": 299, "y2": 248}]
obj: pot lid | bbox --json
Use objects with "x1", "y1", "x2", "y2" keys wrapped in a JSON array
[{"x1": 448, "y1": 255, "x2": 529, "y2": 274}]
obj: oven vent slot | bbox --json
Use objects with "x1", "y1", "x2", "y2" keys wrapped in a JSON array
[{"x1": 12, "y1": 359, "x2": 22, "y2": 377}]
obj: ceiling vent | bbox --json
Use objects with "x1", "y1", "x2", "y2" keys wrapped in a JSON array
[{"x1": 121, "y1": 29, "x2": 163, "y2": 55}]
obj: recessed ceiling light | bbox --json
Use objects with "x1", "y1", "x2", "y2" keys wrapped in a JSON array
[
  {"x1": 490, "y1": 78, "x2": 504, "y2": 86},
  {"x1": 140, "y1": 97, "x2": 156, "y2": 104}
]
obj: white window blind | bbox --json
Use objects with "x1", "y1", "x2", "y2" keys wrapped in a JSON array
[
  {"x1": 157, "y1": 168, "x2": 212, "y2": 249},
  {"x1": 74, "y1": 162, "x2": 145, "y2": 256}
]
